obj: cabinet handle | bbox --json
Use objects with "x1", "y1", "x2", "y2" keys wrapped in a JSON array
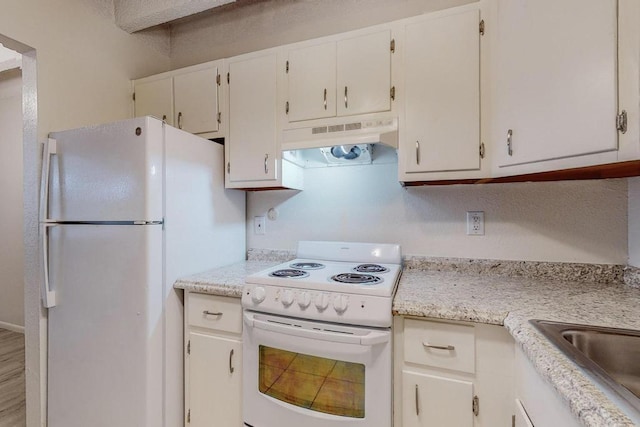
[
  {"x1": 415, "y1": 384, "x2": 420, "y2": 416},
  {"x1": 178, "y1": 112, "x2": 183, "y2": 129},
  {"x1": 203, "y1": 310, "x2": 223, "y2": 316},
  {"x1": 264, "y1": 154, "x2": 269, "y2": 174},
  {"x1": 162, "y1": 115, "x2": 167, "y2": 122},
  {"x1": 229, "y1": 349, "x2": 235, "y2": 374},
  {"x1": 344, "y1": 86, "x2": 348, "y2": 109},
  {"x1": 423, "y1": 342, "x2": 455, "y2": 351},
  {"x1": 507, "y1": 129, "x2": 513, "y2": 156},
  {"x1": 415, "y1": 141, "x2": 420, "y2": 165},
  {"x1": 323, "y1": 88, "x2": 327, "y2": 110}
]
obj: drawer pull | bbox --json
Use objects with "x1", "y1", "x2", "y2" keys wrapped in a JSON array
[
  {"x1": 203, "y1": 310, "x2": 223, "y2": 317},
  {"x1": 423, "y1": 342, "x2": 455, "y2": 351}
]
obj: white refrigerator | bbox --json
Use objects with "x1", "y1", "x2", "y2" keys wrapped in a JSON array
[{"x1": 39, "y1": 117, "x2": 246, "y2": 427}]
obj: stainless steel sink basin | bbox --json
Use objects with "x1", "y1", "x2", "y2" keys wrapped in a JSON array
[{"x1": 531, "y1": 320, "x2": 640, "y2": 418}]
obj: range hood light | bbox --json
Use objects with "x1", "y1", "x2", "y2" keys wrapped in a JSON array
[{"x1": 330, "y1": 145, "x2": 362, "y2": 160}]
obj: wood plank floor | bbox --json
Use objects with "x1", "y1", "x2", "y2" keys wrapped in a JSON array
[{"x1": 0, "y1": 329, "x2": 25, "y2": 427}]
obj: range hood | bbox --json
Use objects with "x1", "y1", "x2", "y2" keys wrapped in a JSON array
[{"x1": 281, "y1": 117, "x2": 398, "y2": 151}]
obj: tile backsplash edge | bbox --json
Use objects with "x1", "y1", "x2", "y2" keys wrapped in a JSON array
[
  {"x1": 247, "y1": 248, "x2": 628, "y2": 284},
  {"x1": 404, "y1": 256, "x2": 624, "y2": 285},
  {"x1": 624, "y1": 265, "x2": 640, "y2": 288}
]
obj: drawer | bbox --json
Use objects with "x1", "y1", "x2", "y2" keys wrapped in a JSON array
[
  {"x1": 404, "y1": 318, "x2": 475, "y2": 374},
  {"x1": 187, "y1": 293, "x2": 242, "y2": 334}
]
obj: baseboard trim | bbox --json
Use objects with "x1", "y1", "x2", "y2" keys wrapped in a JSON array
[{"x1": 0, "y1": 320, "x2": 25, "y2": 334}]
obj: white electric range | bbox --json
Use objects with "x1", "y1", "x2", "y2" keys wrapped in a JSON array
[{"x1": 242, "y1": 241, "x2": 402, "y2": 427}]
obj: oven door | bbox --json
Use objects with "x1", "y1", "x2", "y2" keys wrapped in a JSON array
[{"x1": 242, "y1": 311, "x2": 391, "y2": 427}]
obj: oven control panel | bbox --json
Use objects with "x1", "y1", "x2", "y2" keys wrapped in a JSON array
[{"x1": 242, "y1": 284, "x2": 393, "y2": 328}]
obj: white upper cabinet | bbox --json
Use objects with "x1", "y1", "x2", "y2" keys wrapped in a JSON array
[
  {"x1": 286, "y1": 29, "x2": 393, "y2": 124},
  {"x1": 287, "y1": 42, "x2": 336, "y2": 122},
  {"x1": 228, "y1": 52, "x2": 279, "y2": 183},
  {"x1": 134, "y1": 77, "x2": 174, "y2": 126},
  {"x1": 226, "y1": 50, "x2": 303, "y2": 190},
  {"x1": 493, "y1": 0, "x2": 619, "y2": 171},
  {"x1": 173, "y1": 66, "x2": 220, "y2": 135},
  {"x1": 336, "y1": 30, "x2": 392, "y2": 117},
  {"x1": 400, "y1": 7, "x2": 481, "y2": 177},
  {"x1": 133, "y1": 60, "x2": 225, "y2": 139}
]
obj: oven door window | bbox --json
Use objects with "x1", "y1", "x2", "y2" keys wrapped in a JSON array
[{"x1": 258, "y1": 345, "x2": 365, "y2": 418}]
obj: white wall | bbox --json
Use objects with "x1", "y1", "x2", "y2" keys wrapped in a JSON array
[
  {"x1": 0, "y1": 1, "x2": 171, "y2": 425},
  {"x1": 0, "y1": 69, "x2": 24, "y2": 329},
  {"x1": 248, "y1": 163, "x2": 628, "y2": 264},
  {"x1": 169, "y1": 0, "x2": 474, "y2": 68},
  {"x1": 629, "y1": 177, "x2": 640, "y2": 267}
]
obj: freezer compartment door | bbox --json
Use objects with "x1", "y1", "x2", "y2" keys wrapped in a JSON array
[
  {"x1": 46, "y1": 117, "x2": 163, "y2": 222},
  {"x1": 46, "y1": 224, "x2": 163, "y2": 427}
]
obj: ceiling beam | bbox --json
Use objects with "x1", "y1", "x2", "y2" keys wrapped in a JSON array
[{"x1": 114, "y1": 0, "x2": 236, "y2": 33}]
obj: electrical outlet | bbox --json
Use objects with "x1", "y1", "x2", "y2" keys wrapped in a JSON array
[
  {"x1": 254, "y1": 216, "x2": 266, "y2": 235},
  {"x1": 466, "y1": 211, "x2": 484, "y2": 235}
]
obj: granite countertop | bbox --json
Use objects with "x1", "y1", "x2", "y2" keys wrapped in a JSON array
[{"x1": 174, "y1": 257, "x2": 640, "y2": 427}]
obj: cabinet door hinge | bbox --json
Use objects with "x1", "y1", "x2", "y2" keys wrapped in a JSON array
[
  {"x1": 187, "y1": 340, "x2": 190, "y2": 355},
  {"x1": 390, "y1": 86, "x2": 396, "y2": 101},
  {"x1": 617, "y1": 110, "x2": 628, "y2": 134},
  {"x1": 286, "y1": 101, "x2": 290, "y2": 115},
  {"x1": 132, "y1": 92, "x2": 136, "y2": 102},
  {"x1": 227, "y1": 72, "x2": 230, "y2": 84},
  {"x1": 216, "y1": 73, "x2": 221, "y2": 86},
  {"x1": 390, "y1": 39, "x2": 396, "y2": 53},
  {"x1": 472, "y1": 395, "x2": 479, "y2": 416},
  {"x1": 479, "y1": 19, "x2": 485, "y2": 36},
  {"x1": 187, "y1": 409, "x2": 191, "y2": 423},
  {"x1": 217, "y1": 112, "x2": 222, "y2": 124},
  {"x1": 286, "y1": 60, "x2": 289, "y2": 73},
  {"x1": 479, "y1": 142, "x2": 485, "y2": 159}
]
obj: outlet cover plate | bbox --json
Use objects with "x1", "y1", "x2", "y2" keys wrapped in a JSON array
[{"x1": 466, "y1": 211, "x2": 484, "y2": 235}]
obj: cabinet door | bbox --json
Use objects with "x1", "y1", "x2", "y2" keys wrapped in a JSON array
[
  {"x1": 403, "y1": 8, "x2": 480, "y2": 174},
  {"x1": 288, "y1": 42, "x2": 336, "y2": 122},
  {"x1": 514, "y1": 399, "x2": 535, "y2": 427},
  {"x1": 337, "y1": 30, "x2": 392, "y2": 116},
  {"x1": 495, "y1": 0, "x2": 618, "y2": 168},
  {"x1": 134, "y1": 77, "x2": 174, "y2": 126},
  {"x1": 228, "y1": 53, "x2": 278, "y2": 182},
  {"x1": 174, "y1": 67, "x2": 220, "y2": 134},
  {"x1": 402, "y1": 370, "x2": 473, "y2": 427},
  {"x1": 188, "y1": 332, "x2": 241, "y2": 427}
]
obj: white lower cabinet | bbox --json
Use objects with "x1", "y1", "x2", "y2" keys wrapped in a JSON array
[
  {"x1": 402, "y1": 371, "x2": 474, "y2": 427},
  {"x1": 514, "y1": 346, "x2": 581, "y2": 427},
  {"x1": 185, "y1": 292, "x2": 242, "y2": 426},
  {"x1": 394, "y1": 317, "x2": 515, "y2": 427}
]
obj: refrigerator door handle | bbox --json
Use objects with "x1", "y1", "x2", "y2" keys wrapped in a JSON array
[
  {"x1": 39, "y1": 138, "x2": 57, "y2": 222},
  {"x1": 40, "y1": 223, "x2": 57, "y2": 308}
]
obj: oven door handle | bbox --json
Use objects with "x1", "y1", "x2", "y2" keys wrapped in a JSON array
[{"x1": 245, "y1": 313, "x2": 389, "y2": 346}]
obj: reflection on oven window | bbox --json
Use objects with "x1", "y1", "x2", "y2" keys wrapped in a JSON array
[{"x1": 258, "y1": 346, "x2": 365, "y2": 418}]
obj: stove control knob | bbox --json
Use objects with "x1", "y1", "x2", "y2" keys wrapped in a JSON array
[
  {"x1": 251, "y1": 287, "x2": 266, "y2": 305},
  {"x1": 297, "y1": 292, "x2": 311, "y2": 309},
  {"x1": 314, "y1": 293, "x2": 329, "y2": 311},
  {"x1": 333, "y1": 294, "x2": 349, "y2": 314},
  {"x1": 281, "y1": 289, "x2": 294, "y2": 307}
]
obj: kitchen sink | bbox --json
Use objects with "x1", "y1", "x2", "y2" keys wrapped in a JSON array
[{"x1": 530, "y1": 320, "x2": 640, "y2": 418}]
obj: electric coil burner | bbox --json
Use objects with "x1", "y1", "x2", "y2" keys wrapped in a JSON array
[
  {"x1": 268, "y1": 269, "x2": 309, "y2": 278},
  {"x1": 331, "y1": 272, "x2": 382, "y2": 285},
  {"x1": 354, "y1": 263, "x2": 389, "y2": 273},
  {"x1": 289, "y1": 262, "x2": 325, "y2": 270}
]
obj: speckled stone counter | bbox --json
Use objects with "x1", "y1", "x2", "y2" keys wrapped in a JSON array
[
  {"x1": 175, "y1": 253, "x2": 640, "y2": 426},
  {"x1": 173, "y1": 261, "x2": 278, "y2": 298},
  {"x1": 394, "y1": 269, "x2": 640, "y2": 427}
]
